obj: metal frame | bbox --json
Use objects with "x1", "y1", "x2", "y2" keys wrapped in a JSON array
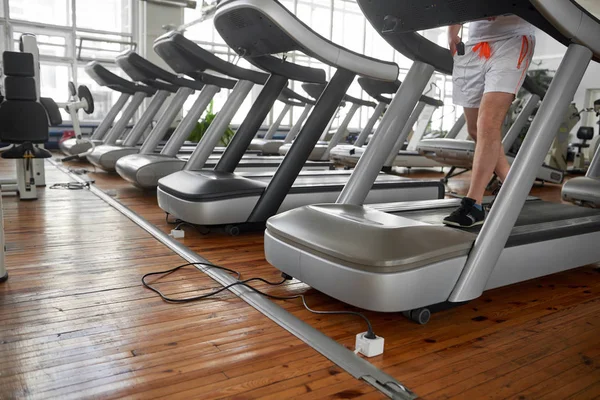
[
  {"x1": 337, "y1": 61, "x2": 435, "y2": 206},
  {"x1": 160, "y1": 85, "x2": 220, "y2": 157},
  {"x1": 450, "y1": 44, "x2": 593, "y2": 302},
  {"x1": 0, "y1": 186, "x2": 5, "y2": 282},
  {"x1": 383, "y1": 101, "x2": 426, "y2": 167},
  {"x1": 101, "y1": 91, "x2": 147, "y2": 145},
  {"x1": 354, "y1": 101, "x2": 387, "y2": 147},
  {"x1": 185, "y1": 80, "x2": 254, "y2": 170},
  {"x1": 263, "y1": 104, "x2": 292, "y2": 141},
  {"x1": 138, "y1": 87, "x2": 195, "y2": 154}
]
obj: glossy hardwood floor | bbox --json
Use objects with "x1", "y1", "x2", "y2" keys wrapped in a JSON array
[{"x1": 1, "y1": 157, "x2": 599, "y2": 399}]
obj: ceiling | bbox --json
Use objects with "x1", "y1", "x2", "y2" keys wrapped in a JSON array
[{"x1": 577, "y1": 0, "x2": 600, "y2": 18}]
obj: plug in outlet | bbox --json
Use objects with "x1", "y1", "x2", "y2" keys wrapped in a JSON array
[
  {"x1": 355, "y1": 332, "x2": 384, "y2": 357},
  {"x1": 170, "y1": 229, "x2": 185, "y2": 239}
]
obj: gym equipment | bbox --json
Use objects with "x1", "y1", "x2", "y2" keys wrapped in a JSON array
[
  {"x1": 58, "y1": 84, "x2": 95, "y2": 161},
  {"x1": 155, "y1": 1, "x2": 445, "y2": 228},
  {"x1": 545, "y1": 103, "x2": 583, "y2": 174},
  {"x1": 418, "y1": 77, "x2": 567, "y2": 184},
  {"x1": 328, "y1": 78, "x2": 392, "y2": 166},
  {"x1": 331, "y1": 78, "x2": 449, "y2": 169},
  {"x1": 61, "y1": 62, "x2": 156, "y2": 159},
  {"x1": 1, "y1": 35, "x2": 58, "y2": 200},
  {"x1": 86, "y1": 51, "x2": 208, "y2": 171},
  {"x1": 562, "y1": 98, "x2": 600, "y2": 206},
  {"x1": 116, "y1": 32, "x2": 332, "y2": 189},
  {"x1": 247, "y1": 90, "x2": 316, "y2": 155},
  {"x1": 1, "y1": 50, "x2": 53, "y2": 200},
  {"x1": 262, "y1": 0, "x2": 600, "y2": 321},
  {"x1": 571, "y1": 126, "x2": 595, "y2": 172},
  {"x1": 277, "y1": 83, "x2": 377, "y2": 161},
  {"x1": 59, "y1": 70, "x2": 139, "y2": 157}
]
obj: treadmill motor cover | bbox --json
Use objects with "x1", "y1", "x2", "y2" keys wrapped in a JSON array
[{"x1": 267, "y1": 203, "x2": 476, "y2": 272}]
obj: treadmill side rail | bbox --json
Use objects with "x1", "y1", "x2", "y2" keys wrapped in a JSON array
[{"x1": 450, "y1": 44, "x2": 594, "y2": 302}]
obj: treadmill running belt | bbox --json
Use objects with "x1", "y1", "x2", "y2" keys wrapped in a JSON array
[{"x1": 397, "y1": 201, "x2": 600, "y2": 247}]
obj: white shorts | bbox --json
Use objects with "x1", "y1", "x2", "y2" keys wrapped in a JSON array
[{"x1": 452, "y1": 35, "x2": 536, "y2": 108}]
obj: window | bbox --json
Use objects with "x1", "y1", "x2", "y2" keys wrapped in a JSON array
[
  {"x1": 9, "y1": 0, "x2": 71, "y2": 26},
  {"x1": 183, "y1": 1, "x2": 463, "y2": 133},
  {"x1": 76, "y1": 0, "x2": 131, "y2": 33},
  {"x1": 0, "y1": 0, "x2": 135, "y2": 122}
]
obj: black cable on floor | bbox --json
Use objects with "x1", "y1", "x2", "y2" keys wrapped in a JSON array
[
  {"x1": 142, "y1": 262, "x2": 376, "y2": 339},
  {"x1": 49, "y1": 182, "x2": 90, "y2": 190}
]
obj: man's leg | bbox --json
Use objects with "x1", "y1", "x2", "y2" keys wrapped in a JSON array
[
  {"x1": 464, "y1": 105, "x2": 511, "y2": 183},
  {"x1": 466, "y1": 92, "x2": 514, "y2": 204},
  {"x1": 463, "y1": 107, "x2": 479, "y2": 140}
]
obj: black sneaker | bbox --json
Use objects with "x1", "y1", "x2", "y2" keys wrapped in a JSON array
[{"x1": 443, "y1": 197, "x2": 485, "y2": 228}]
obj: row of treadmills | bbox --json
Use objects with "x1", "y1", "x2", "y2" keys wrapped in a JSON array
[{"x1": 62, "y1": 0, "x2": 600, "y2": 321}]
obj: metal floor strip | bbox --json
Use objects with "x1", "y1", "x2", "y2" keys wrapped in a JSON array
[{"x1": 50, "y1": 158, "x2": 416, "y2": 400}]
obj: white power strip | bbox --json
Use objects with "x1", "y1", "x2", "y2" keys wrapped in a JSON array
[{"x1": 355, "y1": 332, "x2": 385, "y2": 357}]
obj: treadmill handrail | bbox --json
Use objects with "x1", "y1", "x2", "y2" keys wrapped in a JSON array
[
  {"x1": 214, "y1": 0, "x2": 399, "y2": 81},
  {"x1": 532, "y1": 0, "x2": 600, "y2": 59},
  {"x1": 154, "y1": 31, "x2": 269, "y2": 84},
  {"x1": 117, "y1": 51, "x2": 205, "y2": 91},
  {"x1": 85, "y1": 62, "x2": 156, "y2": 95}
]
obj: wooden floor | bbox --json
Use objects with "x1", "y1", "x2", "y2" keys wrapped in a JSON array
[{"x1": 1, "y1": 158, "x2": 599, "y2": 400}]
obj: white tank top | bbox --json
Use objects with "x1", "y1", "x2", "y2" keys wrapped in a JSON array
[{"x1": 467, "y1": 15, "x2": 535, "y2": 45}]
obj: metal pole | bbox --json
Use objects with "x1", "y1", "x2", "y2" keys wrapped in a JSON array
[
  {"x1": 336, "y1": 61, "x2": 435, "y2": 206},
  {"x1": 217, "y1": 75, "x2": 289, "y2": 173},
  {"x1": 501, "y1": 94, "x2": 540, "y2": 153},
  {"x1": 264, "y1": 104, "x2": 292, "y2": 140},
  {"x1": 383, "y1": 101, "x2": 426, "y2": 167},
  {"x1": 185, "y1": 80, "x2": 254, "y2": 170},
  {"x1": 354, "y1": 101, "x2": 386, "y2": 147},
  {"x1": 91, "y1": 93, "x2": 130, "y2": 140},
  {"x1": 587, "y1": 141, "x2": 600, "y2": 178},
  {"x1": 122, "y1": 90, "x2": 170, "y2": 147},
  {"x1": 319, "y1": 106, "x2": 341, "y2": 142},
  {"x1": 445, "y1": 113, "x2": 465, "y2": 139},
  {"x1": 102, "y1": 91, "x2": 146, "y2": 145},
  {"x1": 283, "y1": 104, "x2": 312, "y2": 144},
  {"x1": 248, "y1": 68, "x2": 356, "y2": 222},
  {"x1": 323, "y1": 102, "x2": 361, "y2": 159},
  {"x1": 450, "y1": 44, "x2": 593, "y2": 303},
  {"x1": 161, "y1": 85, "x2": 220, "y2": 157},
  {"x1": 0, "y1": 187, "x2": 6, "y2": 282},
  {"x1": 138, "y1": 87, "x2": 193, "y2": 154}
]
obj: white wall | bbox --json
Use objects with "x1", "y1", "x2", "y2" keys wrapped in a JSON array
[
  {"x1": 532, "y1": 29, "x2": 600, "y2": 136},
  {"x1": 138, "y1": 2, "x2": 184, "y2": 70}
]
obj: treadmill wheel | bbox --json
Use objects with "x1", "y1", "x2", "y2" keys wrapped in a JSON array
[
  {"x1": 0, "y1": 272, "x2": 8, "y2": 283},
  {"x1": 403, "y1": 308, "x2": 431, "y2": 325},
  {"x1": 225, "y1": 225, "x2": 241, "y2": 236}
]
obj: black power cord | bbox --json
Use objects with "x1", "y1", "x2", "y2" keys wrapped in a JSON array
[
  {"x1": 49, "y1": 182, "x2": 90, "y2": 190},
  {"x1": 142, "y1": 262, "x2": 376, "y2": 339}
]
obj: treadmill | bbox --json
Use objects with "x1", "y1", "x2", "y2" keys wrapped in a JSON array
[
  {"x1": 60, "y1": 63, "x2": 155, "y2": 157},
  {"x1": 328, "y1": 78, "x2": 389, "y2": 165},
  {"x1": 278, "y1": 83, "x2": 377, "y2": 161},
  {"x1": 260, "y1": 0, "x2": 600, "y2": 321},
  {"x1": 116, "y1": 32, "x2": 331, "y2": 189},
  {"x1": 248, "y1": 90, "x2": 316, "y2": 156},
  {"x1": 563, "y1": 99, "x2": 600, "y2": 206},
  {"x1": 330, "y1": 78, "x2": 448, "y2": 169},
  {"x1": 156, "y1": 16, "x2": 445, "y2": 227},
  {"x1": 418, "y1": 76, "x2": 567, "y2": 184},
  {"x1": 87, "y1": 51, "x2": 221, "y2": 171}
]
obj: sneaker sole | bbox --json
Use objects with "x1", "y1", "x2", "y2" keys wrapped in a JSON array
[{"x1": 443, "y1": 219, "x2": 485, "y2": 228}]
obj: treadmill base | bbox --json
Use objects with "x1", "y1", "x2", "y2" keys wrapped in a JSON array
[{"x1": 87, "y1": 145, "x2": 139, "y2": 171}]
